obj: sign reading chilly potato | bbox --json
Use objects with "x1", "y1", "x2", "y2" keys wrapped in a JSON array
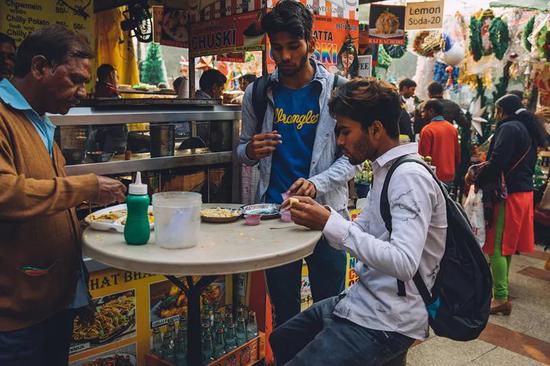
[
  {"x1": 405, "y1": 1, "x2": 444, "y2": 31},
  {"x1": 368, "y1": 4, "x2": 405, "y2": 45}
]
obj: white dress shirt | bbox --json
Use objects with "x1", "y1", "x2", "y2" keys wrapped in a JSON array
[{"x1": 323, "y1": 143, "x2": 447, "y2": 340}]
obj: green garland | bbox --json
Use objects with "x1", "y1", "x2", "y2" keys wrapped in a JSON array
[
  {"x1": 470, "y1": 15, "x2": 510, "y2": 61},
  {"x1": 377, "y1": 45, "x2": 392, "y2": 69},
  {"x1": 489, "y1": 17, "x2": 510, "y2": 60},
  {"x1": 536, "y1": 25, "x2": 550, "y2": 59},
  {"x1": 523, "y1": 15, "x2": 536, "y2": 52},
  {"x1": 469, "y1": 17, "x2": 483, "y2": 61},
  {"x1": 383, "y1": 33, "x2": 408, "y2": 59}
]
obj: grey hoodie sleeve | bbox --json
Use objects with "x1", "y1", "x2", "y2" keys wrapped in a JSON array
[
  {"x1": 237, "y1": 84, "x2": 260, "y2": 166},
  {"x1": 309, "y1": 155, "x2": 361, "y2": 196}
]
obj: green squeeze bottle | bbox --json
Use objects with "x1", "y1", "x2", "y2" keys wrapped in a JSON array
[{"x1": 124, "y1": 172, "x2": 150, "y2": 245}]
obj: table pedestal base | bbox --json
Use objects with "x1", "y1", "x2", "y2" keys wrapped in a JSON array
[{"x1": 166, "y1": 275, "x2": 219, "y2": 366}]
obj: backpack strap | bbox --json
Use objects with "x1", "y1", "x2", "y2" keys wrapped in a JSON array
[
  {"x1": 380, "y1": 155, "x2": 444, "y2": 302},
  {"x1": 251, "y1": 75, "x2": 270, "y2": 134}
]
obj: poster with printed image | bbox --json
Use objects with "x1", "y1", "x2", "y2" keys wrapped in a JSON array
[
  {"x1": 160, "y1": 7, "x2": 190, "y2": 48},
  {"x1": 368, "y1": 4, "x2": 406, "y2": 45},
  {"x1": 69, "y1": 343, "x2": 137, "y2": 366},
  {"x1": 149, "y1": 277, "x2": 226, "y2": 328},
  {"x1": 70, "y1": 290, "x2": 137, "y2": 355}
]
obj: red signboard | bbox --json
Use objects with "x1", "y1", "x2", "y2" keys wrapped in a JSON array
[{"x1": 189, "y1": 10, "x2": 264, "y2": 57}]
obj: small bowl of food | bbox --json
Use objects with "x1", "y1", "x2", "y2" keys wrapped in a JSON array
[
  {"x1": 280, "y1": 210, "x2": 292, "y2": 223},
  {"x1": 244, "y1": 214, "x2": 261, "y2": 226},
  {"x1": 201, "y1": 207, "x2": 242, "y2": 223}
]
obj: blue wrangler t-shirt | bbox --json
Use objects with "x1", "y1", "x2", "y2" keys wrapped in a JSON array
[{"x1": 266, "y1": 82, "x2": 320, "y2": 204}]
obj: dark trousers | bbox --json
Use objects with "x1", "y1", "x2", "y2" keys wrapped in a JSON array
[
  {"x1": 0, "y1": 309, "x2": 76, "y2": 366},
  {"x1": 270, "y1": 296, "x2": 415, "y2": 366},
  {"x1": 266, "y1": 236, "x2": 346, "y2": 327}
]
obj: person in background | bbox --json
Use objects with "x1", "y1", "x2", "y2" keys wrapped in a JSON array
[
  {"x1": 239, "y1": 74, "x2": 257, "y2": 92},
  {"x1": 88, "y1": 64, "x2": 127, "y2": 154},
  {"x1": 173, "y1": 76, "x2": 184, "y2": 94},
  {"x1": 0, "y1": 33, "x2": 16, "y2": 81},
  {"x1": 508, "y1": 89, "x2": 524, "y2": 101},
  {"x1": 418, "y1": 99, "x2": 460, "y2": 188},
  {"x1": 426, "y1": 81, "x2": 469, "y2": 130},
  {"x1": 467, "y1": 94, "x2": 547, "y2": 316},
  {"x1": 270, "y1": 78, "x2": 445, "y2": 365},
  {"x1": 94, "y1": 63, "x2": 119, "y2": 98},
  {"x1": 398, "y1": 78, "x2": 418, "y2": 115},
  {"x1": 196, "y1": 68, "x2": 227, "y2": 100},
  {"x1": 238, "y1": 0, "x2": 358, "y2": 328},
  {"x1": 398, "y1": 98, "x2": 415, "y2": 143},
  {"x1": 0, "y1": 25, "x2": 126, "y2": 365}
]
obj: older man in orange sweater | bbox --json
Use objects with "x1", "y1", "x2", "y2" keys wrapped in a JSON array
[
  {"x1": 418, "y1": 99, "x2": 460, "y2": 188},
  {"x1": 0, "y1": 26, "x2": 126, "y2": 365}
]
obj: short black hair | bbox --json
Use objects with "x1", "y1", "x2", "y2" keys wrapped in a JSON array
[
  {"x1": 261, "y1": 1, "x2": 313, "y2": 41},
  {"x1": 240, "y1": 74, "x2": 257, "y2": 84},
  {"x1": 427, "y1": 81, "x2": 444, "y2": 97},
  {"x1": 96, "y1": 64, "x2": 115, "y2": 82},
  {"x1": 329, "y1": 78, "x2": 401, "y2": 139},
  {"x1": 507, "y1": 90, "x2": 524, "y2": 99},
  {"x1": 398, "y1": 78, "x2": 416, "y2": 91},
  {"x1": 0, "y1": 33, "x2": 16, "y2": 49},
  {"x1": 423, "y1": 99, "x2": 444, "y2": 115},
  {"x1": 14, "y1": 25, "x2": 93, "y2": 78},
  {"x1": 173, "y1": 76, "x2": 184, "y2": 92},
  {"x1": 199, "y1": 69, "x2": 227, "y2": 92}
]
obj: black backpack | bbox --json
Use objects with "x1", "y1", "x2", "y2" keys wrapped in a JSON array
[
  {"x1": 380, "y1": 156, "x2": 492, "y2": 341},
  {"x1": 251, "y1": 73, "x2": 345, "y2": 133}
]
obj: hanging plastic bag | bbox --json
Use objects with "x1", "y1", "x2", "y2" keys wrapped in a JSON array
[{"x1": 463, "y1": 186, "x2": 486, "y2": 247}]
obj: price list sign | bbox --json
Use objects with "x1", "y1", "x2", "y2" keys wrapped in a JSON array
[{"x1": 0, "y1": 0, "x2": 94, "y2": 45}]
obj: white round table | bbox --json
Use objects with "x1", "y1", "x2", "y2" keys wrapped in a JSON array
[{"x1": 82, "y1": 204, "x2": 322, "y2": 366}]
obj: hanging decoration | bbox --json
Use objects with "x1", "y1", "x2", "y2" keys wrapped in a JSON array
[
  {"x1": 433, "y1": 61, "x2": 459, "y2": 88},
  {"x1": 536, "y1": 25, "x2": 550, "y2": 59},
  {"x1": 413, "y1": 31, "x2": 443, "y2": 57},
  {"x1": 523, "y1": 15, "x2": 536, "y2": 51},
  {"x1": 469, "y1": 17, "x2": 484, "y2": 61},
  {"x1": 469, "y1": 10, "x2": 510, "y2": 61},
  {"x1": 413, "y1": 56, "x2": 436, "y2": 101},
  {"x1": 489, "y1": 17, "x2": 510, "y2": 60},
  {"x1": 383, "y1": 33, "x2": 408, "y2": 59},
  {"x1": 377, "y1": 44, "x2": 392, "y2": 69}
]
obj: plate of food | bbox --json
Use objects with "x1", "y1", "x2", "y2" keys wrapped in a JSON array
[
  {"x1": 72, "y1": 291, "x2": 136, "y2": 345},
  {"x1": 81, "y1": 353, "x2": 136, "y2": 366},
  {"x1": 200, "y1": 207, "x2": 242, "y2": 223},
  {"x1": 85, "y1": 204, "x2": 154, "y2": 232},
  {"x1": 241, "y1": 203, "x2": 281, "y2": 220}
]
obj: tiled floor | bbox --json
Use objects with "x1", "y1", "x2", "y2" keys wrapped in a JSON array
[{"x1": 407, "y1": 247, "x2": 550, "y2": 366}]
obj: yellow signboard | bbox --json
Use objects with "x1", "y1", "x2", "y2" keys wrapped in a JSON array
[
  {"x1": 405, "y1": 0, "x2": 444, "y2": 31},
  {"x1": 0, "y1": 0, "x2": 94, "y2": 45}
]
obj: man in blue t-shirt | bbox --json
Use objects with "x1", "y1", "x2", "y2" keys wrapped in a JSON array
[{"x1": 237, "y1": 1, "x2": 359, "y2": 327}]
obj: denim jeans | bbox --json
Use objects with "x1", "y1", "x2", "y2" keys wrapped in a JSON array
[
  {"x1": 0, "y1": 309, "x2": 76, "y2": 366},
  {"x1": 270, "y1": 296, "x2": 415, "y2": 366},
  {"x1": 266, "y1": 236, "x2": 346, "y2": 327}
]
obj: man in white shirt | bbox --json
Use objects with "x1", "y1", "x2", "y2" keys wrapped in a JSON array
[{"x1": 271, "y1": 78, "x2": 447, "y2": 365}]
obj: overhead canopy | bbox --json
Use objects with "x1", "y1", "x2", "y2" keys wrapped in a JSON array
[{"x1": 489, "y1": 0, "x2": 549, "y2": 11}]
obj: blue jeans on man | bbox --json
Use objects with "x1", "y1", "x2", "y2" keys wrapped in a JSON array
[
  {"x1": 270, "y1": 296, "x2": 415, "y2": 366},
  {"x1": 0, "y1": 310, "x2": 76, "y2": 366},
  {"x1": 265, "y1": 236, "x2": 346, "y2": 327}
]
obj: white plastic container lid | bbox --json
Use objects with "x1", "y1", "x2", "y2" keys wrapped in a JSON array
[
  {"x1": 152, "y1": 191, "x2": 202, "y2": 208},
  {"x1": 129, "y1": 172, "x2": 148, "y2": 195}
]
